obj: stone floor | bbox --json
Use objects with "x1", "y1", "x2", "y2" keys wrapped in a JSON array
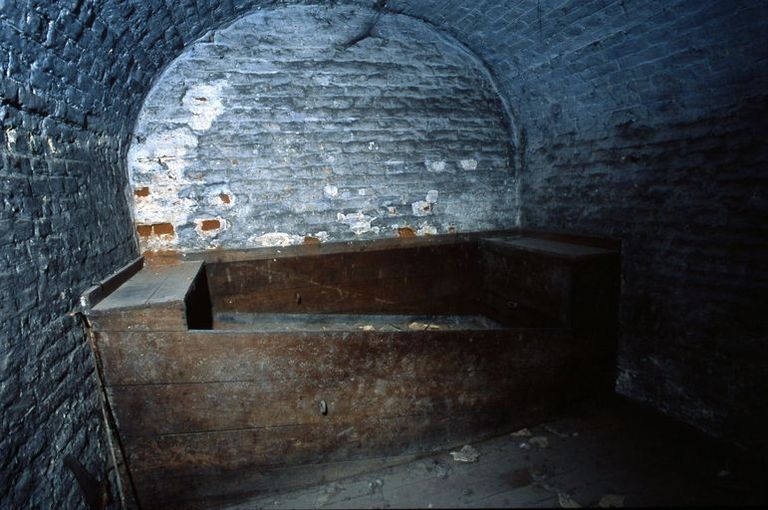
[{"x1": 223, "y1": 396, "x2": 767, "y2": 509}]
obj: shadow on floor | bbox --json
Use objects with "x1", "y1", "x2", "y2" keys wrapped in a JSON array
[{"x1": 221, "y1": 395, "x2": 767, "y2": 508}]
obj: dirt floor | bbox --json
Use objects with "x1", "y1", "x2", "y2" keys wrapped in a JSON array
[{"x1": 222, "y1": 396, "x2": 767, "y2": 509}]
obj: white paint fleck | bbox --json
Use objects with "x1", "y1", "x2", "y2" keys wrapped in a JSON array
[
  {"x1": 427, "y1": 160, "x2": 446, "y2": 172},
  {"x1": 417, "y1": 223, "x2": 438, "y2": 236},
  {"x1": 5, "y1": 128, "x2": 17, "y2": 151},
  {"x1": 323, "y1": 184, "x2": 339, "y2": 198},
  {"x1": 337, "y1": 212, "x2": 379, "y2": 235},
  {"x1": 411, "y1": 201, "x2": 432, "y2": 216},
  {"x1": 250, "y1": 232, "x2": 304, "y2": 247},
  {"x1": 460, "y1": 159, "x2": 478, "y2": 171},
  {"x1": 46, "y1": 138, "x2": 58, "y2": 155},
  {"x1": 181, "y1": 81, "x2": 226, "y2": 131},
  {"x1": 311, "y1": 231, "x2": 330, "y2": 243},
  {"x1": 425, "y1": 190, "x2": 439, "y2": 203},
  {"x1": 358, "y1": 188, "x2": 367, "y2": 196}
]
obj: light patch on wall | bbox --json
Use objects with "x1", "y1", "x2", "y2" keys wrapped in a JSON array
[
  {"x1": 426, "y1": 160, "x2": 446, "y2": 172},
  {"x1": 181, "y1": 82, "x2": 227, "y2": 131},
  {"x1": 249, "y1": 232, "x2": 304, "y2": 247},
  {"x1": 323, "y1": 185, "x2": 339, "y2": 198},
  {"x1": 127, "y1": 127, "x2": 199, "y2": 249},
  {"x1": 4, "y1": 128, "x2": 17, "y2": 151},
  {"x1": 412, "y1": 190, "x2": 438, "y2": 217},
  {"x1": 337, "y1": 212, "x2": 380, "y2": 235},
  {"x1": 460, "y1": 159, "x2": 478, "y2": 171},
  {"x1": 417, "y1": 223, "x2": 438, "y2": 236},
  {"x1": 46, "y1": 138, "x2": 59, "y2": 155}
]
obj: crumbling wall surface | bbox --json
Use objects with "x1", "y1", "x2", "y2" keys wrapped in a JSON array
[
  {"x1": 127, "y1": 4, "x2": 516, "y2": 251},
  {"x1": 0, "y1": 3, "x2": 137, "y2": 509},
  {"x1": 394, "y1": 0, "x2": 768, "y2": 449}
]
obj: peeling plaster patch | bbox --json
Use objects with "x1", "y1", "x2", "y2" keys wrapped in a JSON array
[
  {"x1": 129, "y1": 127, "x2": 198, "y2": 177},
  {"x1": 127, "y1": 127, "x2": 199, "y2": 249},
  {"x1": 46, "y1": 138, "x2": 59, "y2": 155},
  {"x1": 460, "y1": 159, "x2": 478, "y2": 171},
  {"x1": 425, "y1": 190, "x2": 439, "y2": 203},
  {"x1": 250, "y1": 232, "x2": 304, "y2": 247},
  {"x1": 417, "y1": 223, "x2": 438, "y2": 236},
  {"x1": 426, "y1": 160, "x2": 446, "y2": 172},
  {"x1": 5, "y1": 128, "x2": 17, "y2": 151},
  {"x1": 312, "y1": 231, "x2": 330, "y2": 243},
  {"x1": 337, "y1": 212, "x2": 379, "y2": 235},
  {"x1": 412, "y1": 201, "x2": 433, "y2": 216},
  {"x1": 181, "y1": 82, "x2": 226, "y2": 131},
  {"x1": 323, "y1": 185, "x2": 339, "y2": 198}
]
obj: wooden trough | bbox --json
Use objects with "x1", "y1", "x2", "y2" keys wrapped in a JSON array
[{"x1": 82, "y1": 231, "x2": 620, "y2": 509}]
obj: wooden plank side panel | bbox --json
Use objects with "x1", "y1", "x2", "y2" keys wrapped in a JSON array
[
  {"x1": 210, "y1": 275, "x2": 476, "y2": 315},
  {"x1": 206, "y1": 243, "x2": 480, "y2": 315},
  {"x1": 106, "y1": 364, "x2": 574, "y2": 441},
  {"x1": 89, "y1": 303, "x2": 187, "y2": 332},
  {"x1": 478, "y1": 242, "x2": 572, "y2": 327},
  {"x1": 94, "y1": 329, "x2": 574, "y2": 387},
  {"x1": 128, "y1": 410, "x2": 558, "y2": 510},
  {"x1": 97, "y1": 328, "x2": 589, "y2": 508}
]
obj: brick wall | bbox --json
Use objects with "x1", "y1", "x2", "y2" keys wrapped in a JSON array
[
  {"x1": 128, "y1": 4, "x2": 516, "y2": 252},
  {"x1": 1, "y1": 1, "x2": 145, "y2": 508},
  {"x1": 393, "y1": 0, "x2": 768, "y2": 446}
]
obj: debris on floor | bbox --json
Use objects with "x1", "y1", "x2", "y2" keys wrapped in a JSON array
[
  {"x1": 367, "y1": 479, "x2": 384, "y2": 495},
  {"x1": 408, "y1": 321, "x2": 441, "y2": 330},
  {"x1": 450, "y1": 445, "x2": 480, "y2": 463},
  {"x1": 359, "y1": 324, "x2": 375, "y2": 331},
  {"x1": 314, "y1": 482, "x2": 344, "y2": 507},
  {"x1": 423, "y1": 459, "x2": 453, "y2": 479},
  {"x1": 557, "y1": 491, "x2": 582, "y2": 508},
  {"x1": 511, "y1": 427, "x2": 532, "y2": 437},
  {"x1": 521, "y1": 435, "x2": 550, "y2": 449},
  {"x1": 598, "y1": 494, "x2": 625, "y2": 508},
  {"x1": 544, "y1": 424, "x2": 578, "y2": 438}
]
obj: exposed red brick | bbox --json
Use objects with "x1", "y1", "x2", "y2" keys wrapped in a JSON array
[
  {"x1": 201, "y1": 219, "x2": 221, "y2": 231},
  {"x1": 219, "y1": 193, "x2": 231, "y2": 204},
  {"x1": 153, "y1": 223, "x2": 175, "y2": 236},
  {"x1": 303, "y1": 236, "x2": 321, "y2": 245},
  {"x1": 398, "y1": 227, "x2": 416, "y2": 238},
  {"x1": 134, "y1": 187, "x2": 150, "y2": 197},
  {"x1": 136, "y1": 225, "x2": 152, "y2": 237}
]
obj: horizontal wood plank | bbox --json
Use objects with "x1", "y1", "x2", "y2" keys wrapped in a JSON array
[
  {"x1": 126, "y1": 410, "x2": 559, "y2": 509},
  {"x1": 95, "y1": 329, "x2": 574, "y2": 386}
]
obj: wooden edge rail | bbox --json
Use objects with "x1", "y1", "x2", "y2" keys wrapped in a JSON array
[{"x1": 80, "y1": 257, "x2": 144, "y2": 313}]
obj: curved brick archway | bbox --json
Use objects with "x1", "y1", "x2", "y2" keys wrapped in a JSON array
[{"x1": 127, "y1": 4, "x2": 517, "y2": 251}]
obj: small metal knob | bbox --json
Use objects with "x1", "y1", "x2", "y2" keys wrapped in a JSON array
[{"x1": 319, "y1": 400, "x2": 328, "y2": 415}]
